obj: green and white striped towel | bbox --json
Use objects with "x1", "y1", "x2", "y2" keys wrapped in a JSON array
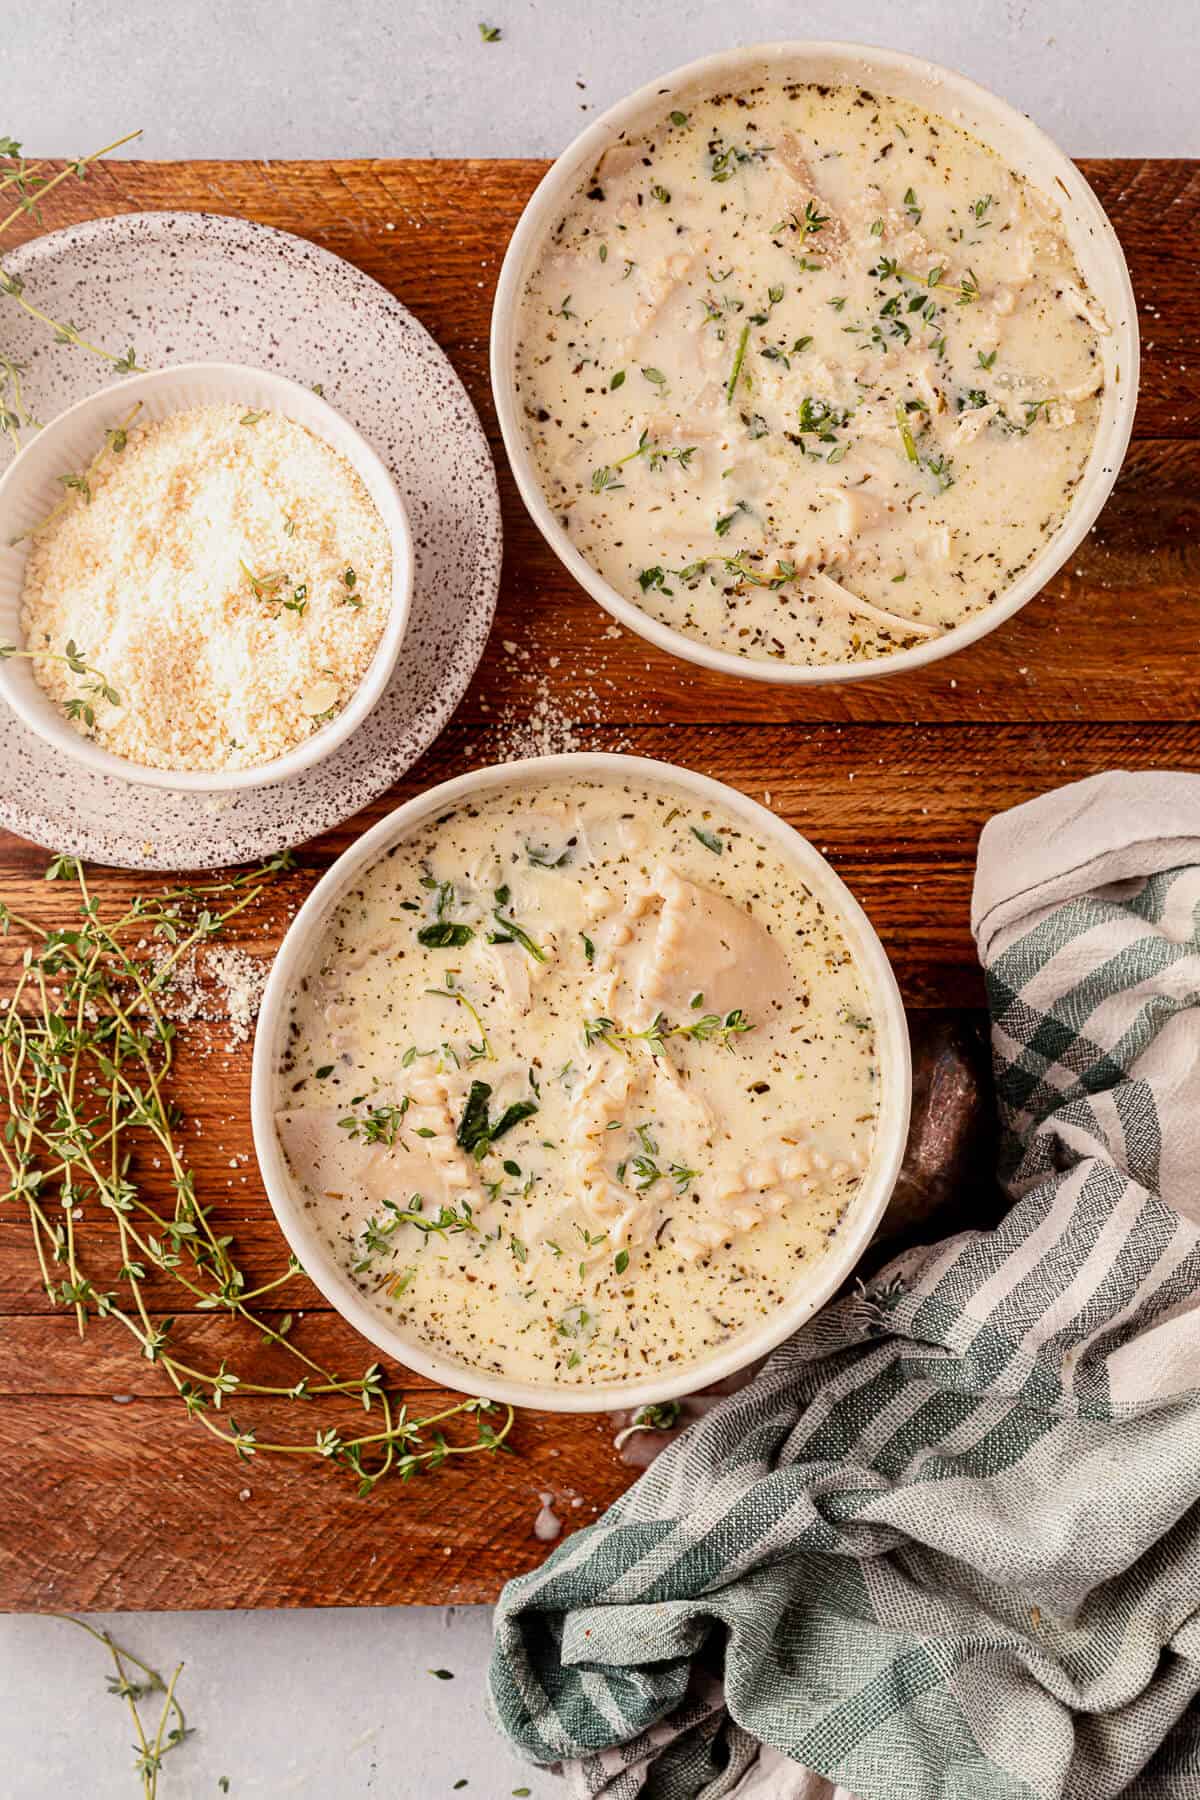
[{"x1": 489, "y1": 773, "x2": 1200, "y2": 1800}]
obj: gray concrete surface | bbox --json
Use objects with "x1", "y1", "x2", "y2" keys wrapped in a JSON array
[
  {"x1": 3, "y1": 0, "x2": 1198, "y2": 160},
  {"x1": 0, "y1": 1606, "x2": 547, "y2": 1796}
]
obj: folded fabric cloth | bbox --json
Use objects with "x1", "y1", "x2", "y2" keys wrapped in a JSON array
[{"x1": 488, "y1": 772, "x2": 1200, "y2": 1800}]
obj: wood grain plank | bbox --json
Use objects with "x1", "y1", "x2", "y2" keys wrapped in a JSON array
[
  {"x1": 4, "y1": 718, "x2": 1197, "y2": 1013},
  {"x1": 4, "y1": 157, "x2": 1198, "y2": 442},
  {"x1": 0, "y1": 154, "x2": 1196, "y2": 1611},
  {"x1": 469, "y1": 437, "x2": 1200, "y2": 729},
  {"x1": 0, "y1": 1386, "x2": 627, "y2": 1610},
  {"x1": 2, "y1": 165, "x2": 1197, "y2": 727}
]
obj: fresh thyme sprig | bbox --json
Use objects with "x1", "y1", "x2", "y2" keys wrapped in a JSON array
[
  {"x1": 590, "y1": 429, "x2": 695, "y2": 495},
  {"x1": 583, "y1": 1007, "x2": 752, "y2": 1057},
  {"x1": 870, "y1": 255, "x2": 980, "y2": 307},
  {"x1": 725, "y1": 322, "x2": 751, "y2": 404},
  {"x1": 0, "y1": 635, "x2": 120, "y2": 726},
  {"x1": 0, "y1": 350, "x2": 34, "y2": 450},
  {"x1": 894, "y1": 400, "x2": 956, "y2": 493},
  {"x1": 239, "y1": 558, "x2": 288, "y2": 602},
  {"x1": 353, "y1": 1194, "x2": 479, "y2": 1272},
  {"x1": 611, "y1": 1399, "x2": 682, "y2": 1452},
  {"x1": 0, "y1": 855, "x2": 514, "y2": 1498},
  {"x1": 9, "y1": 401, "x2": 142, "y2": 545},
  {"x1": 55, "y1": 1615, "x2": 189, "y2": 1799},
  {"x1": 425, "y1": 980, "x2": 494, "y2": 1061},
  {"x1": 0, "y1": 130, "x2": 145, "y2": 421}
]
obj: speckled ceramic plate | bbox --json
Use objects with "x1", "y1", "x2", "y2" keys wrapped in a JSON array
[{"x1": 0, "y1": 211, "x2": 501, "y2": 870}]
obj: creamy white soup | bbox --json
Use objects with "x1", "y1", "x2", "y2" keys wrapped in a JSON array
[
  {"x1": 276, "y1": 776, "x2": 880, "y2": 1386},
  {"x1": 516, "y1": 82, "x2": 1108, "y2": 666}
]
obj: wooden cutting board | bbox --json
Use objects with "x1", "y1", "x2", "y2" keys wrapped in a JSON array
[{"x1": 0, "y1": 158, "x2": 1196, "y2": 1612}]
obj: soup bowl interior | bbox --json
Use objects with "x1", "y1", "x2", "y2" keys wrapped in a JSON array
[
  {"x1": 491, "y1": 40, "x2": 1138, "y2": 687},
  {"x1": 251, "y1": 752, "x2": 912, "y2": 1414}
]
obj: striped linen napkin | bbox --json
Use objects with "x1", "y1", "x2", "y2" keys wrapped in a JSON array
[{"x1": 488, "y1": 772, "x2": 1200, "y2": 1800}]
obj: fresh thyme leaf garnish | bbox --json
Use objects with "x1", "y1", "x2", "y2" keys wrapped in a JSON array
[
  {"x1": 416, "y1": 878, "x2": 474, "y2": 948},
  {"x1": 894, "y1": 401, "x2": 955, "y2": 490},
  {"x1": 796, "y1": 396, "x2": 850, "y2": 435},
  {"x1": 425, "y1": 981, "x2": 493, "y2": 1062},
  {"x1": 353, "y1": 1192, "x2": 479, "y2": 1269},
  {"x1": 690, "y1": 824, "x2": 723, "y2": 854},
  {"x1": 490, "y1": 904, "x2": 546, "y2": 962},
  {"x1": 477, "y1": 22, "x2": 501, "y2": 40},
  {"x1": 725, "y1": 322, "x2": 750, "y2": 404},
  {"x1": 584, "y1": 1006, "x2": 750, "y2": 1057},
  {"x1": 338, "y1": 1101, "x2": 409, "y2": 1147},
  {"x1": 239, "y1": 559, "x2": 288, "y2": 603},
  {"x1": 591, "y1": 427, "x2": 694, "y2": 491},
  {"x1": 10, "y1": 400, "x2": 142, "y2": 545},
  {"x1": 1, "y1": 636, "x2": 120, "y2": 729},
  {"x1": 677, "y1": 1007, "x2": 751, "y2": 1044},
  {"x1": 612, "y1": 1399, "x2": 683, "y2": 1450}
]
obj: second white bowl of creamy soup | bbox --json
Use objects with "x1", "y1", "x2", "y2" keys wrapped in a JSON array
[
  {"x1": 492, "y1": 42, "x2": 1138, "y2": 683},
  {"x1": 252, "y1": 754, "x2": 911, "y2": 1412}
]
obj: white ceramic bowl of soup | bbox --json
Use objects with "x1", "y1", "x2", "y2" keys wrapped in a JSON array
[
  {"x1": 0, "y1": 361, "x2": 413, "y2": 790},
  {"x1": 251, "y1": 752, "x2": 911, "y2": 1413},
  {"x1": 491, "y1": 41, "x2": 1138, "y2": 686}
]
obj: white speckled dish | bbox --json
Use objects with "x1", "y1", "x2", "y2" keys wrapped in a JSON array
[
  {"x1": 0, "y1": 211, "x2": 502, "y2": 870},
  {"x1": 0, "y1": 361, "x2": 414, "y2": 792}
]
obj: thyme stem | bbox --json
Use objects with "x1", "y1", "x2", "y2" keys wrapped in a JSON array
[{"x1": 0, "y1": 856, "x2": 516, "y2": 1497}]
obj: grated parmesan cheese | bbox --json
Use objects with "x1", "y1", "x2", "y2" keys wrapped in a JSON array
[
  {"x1": 20, "y1": 403, "x2": 392, "y2": 771},
  {"x1": 151, "y1": 943, "x2": 267, "y2": 1051}
]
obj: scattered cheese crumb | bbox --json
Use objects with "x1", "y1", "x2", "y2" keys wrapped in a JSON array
[{"x1": 152, "y1": 943, "x2": 268, "y2": 1050}]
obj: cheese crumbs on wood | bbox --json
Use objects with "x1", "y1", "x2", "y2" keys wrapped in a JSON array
[{"x1": 20, "y1": 403, "x2": 392, "y2": 771}]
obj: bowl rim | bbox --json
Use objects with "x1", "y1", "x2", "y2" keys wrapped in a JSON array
[
  {"x1": 250, "y1": 750, "x2": 913, "y2": 1414},
  {"x1": 490, "y1": 38, "x2": 1140, "y2": 687},
  {"x1": 0, "y1": 359, "x2": 414, "y2": 791}
]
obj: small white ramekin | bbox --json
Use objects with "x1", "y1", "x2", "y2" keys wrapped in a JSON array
[
  {"x1": 491, "y1": 41, "x2": 1139, "y2": 687},
  {"x1": 0, "y1": 362, "x2": 413, "y2": 790},
  {"x1": 251, "y1": 752, "x2": 912, "y2": 1414}
]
